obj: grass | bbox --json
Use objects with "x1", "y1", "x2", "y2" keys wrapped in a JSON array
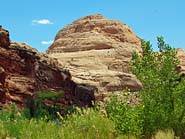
[
  {"x1": 0, "y1": 104, "x2": 181, "y2": 139},
  {"x1": 154, "y1": 130, "x2": 175, "y2": 139},
  {"x1": 0, "y1": 106, "x2": 122, "y2": 139}
]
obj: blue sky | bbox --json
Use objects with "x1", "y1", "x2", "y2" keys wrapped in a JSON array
[{"x1": 1, "y1": 0, "x2": 185, "y2": 52}]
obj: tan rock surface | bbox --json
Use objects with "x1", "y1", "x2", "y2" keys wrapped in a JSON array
[
  {"x1": 47, "y1": 14, "x2": 143, "y2": 97},
  {"x1": 177, "y1": 48, "x2": 185, "y2": 73}
]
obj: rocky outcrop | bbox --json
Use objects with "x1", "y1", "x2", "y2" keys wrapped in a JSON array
[
  {"x1": 47, "y1": 14, "x2": 143, "y2": 98},
  {"x1": 0, "y1": 26, "x2": 10, "y2": 48},
  {"x1": 0, "y1": 26, "x2": 94, "y2": 107},
  {"x1": 177, "y1": 48, "x2": 185, "y2": 74}
]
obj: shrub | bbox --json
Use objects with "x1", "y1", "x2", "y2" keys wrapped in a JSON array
[
  {"x1": 25, "y1": 90, "x2": 63, "y2": 120},
  {"x1": 105, "y1": 93, "x2": 143, "y2": 138}
]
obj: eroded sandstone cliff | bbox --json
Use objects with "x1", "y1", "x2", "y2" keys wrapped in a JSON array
[{"x1": 0, "y1": 26, "x2": 94, "y2": 107}]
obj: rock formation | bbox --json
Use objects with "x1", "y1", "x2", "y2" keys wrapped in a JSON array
[
  {"x1": 177, "y1": 48, "x2": 185, "y2": 74},
  {"x1": 47, "y1": 14, "x2": 143, "y2": 98},
  {"x1": 0, "y1": 26, "x2": 94, "y2": 107}
]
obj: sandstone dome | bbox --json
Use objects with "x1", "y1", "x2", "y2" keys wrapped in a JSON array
[
  {"x1": 47, "y1": 14, "x2": 143, "y2": 97},
  {"x1": 48, "y1": 14, "x2": 142, "y2": 54}
]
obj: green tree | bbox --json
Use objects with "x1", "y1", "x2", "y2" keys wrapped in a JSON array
[{"x1": 131, "y1": 37, "x2": 185, "y2": 138}]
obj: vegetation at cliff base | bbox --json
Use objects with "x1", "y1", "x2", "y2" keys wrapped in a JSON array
[{"x1": 0, "y1": 103, "x2": 122, "y2": 139}]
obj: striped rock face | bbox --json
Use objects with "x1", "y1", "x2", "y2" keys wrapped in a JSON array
[
  {"x1": 47, "y1": 14, "x2": 143, "y2": 98},
  {"x1": 0, "y1": 26, "x2": 94, "y2": 107}
]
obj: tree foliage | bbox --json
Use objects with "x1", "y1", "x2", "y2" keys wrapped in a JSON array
[
  {"x1": 132, "y1": 37, "x2": 185, "y2": 138},
  {"x1": 106, "y1": 37, "x2": 185, "y2": 139}
]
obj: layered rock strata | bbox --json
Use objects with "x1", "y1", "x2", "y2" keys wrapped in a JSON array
[
  {"x1": 0, "y1": 26, "x2": 94, "y2": 107},
  {"x1": 47, "y1": 14, "x2": 143, "y2": 97}
]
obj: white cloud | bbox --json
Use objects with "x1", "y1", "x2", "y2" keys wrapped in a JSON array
[
  {"x1": 41, "y1": 40, "x2": 53, "y2": 45},
  {"x1": 32, "y1": 19, "x2": 53, "y2": 25}
]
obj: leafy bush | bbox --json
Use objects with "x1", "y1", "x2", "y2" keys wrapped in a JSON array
[
  {"x1": 105, "y1": 94, "x2": 143, "y2": 138},
  {"x1": 25, "y1": 90, "x2": 63, "y2": 120}
]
